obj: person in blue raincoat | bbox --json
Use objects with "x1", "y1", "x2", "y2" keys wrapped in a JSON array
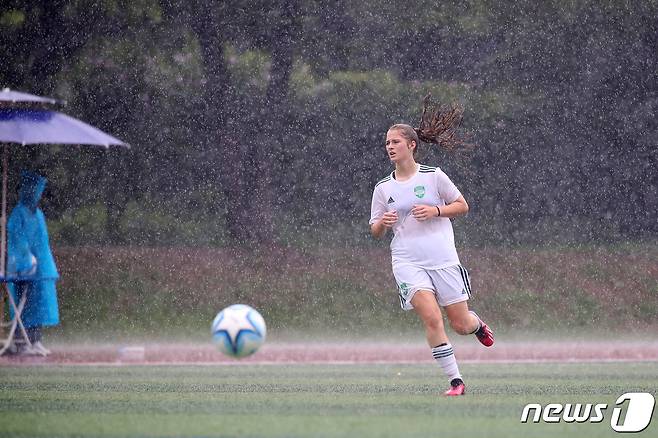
[{"x1": 7, "y1": 170, "x2": 59, "y2": 355}]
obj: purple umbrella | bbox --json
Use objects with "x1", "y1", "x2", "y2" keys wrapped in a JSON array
[
  {"x1": 0, "y1": 109, "x2": 127, "y2": 147},
  {"x1": 0, "y1": 90, "x2": 128, "y2": 276}
]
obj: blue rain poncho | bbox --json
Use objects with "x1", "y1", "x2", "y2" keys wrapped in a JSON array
[{"x1": 7, "y1": 170, "x2": 59, "y2": 328}]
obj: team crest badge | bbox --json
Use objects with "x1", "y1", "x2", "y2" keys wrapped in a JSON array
[
  {"x1": 414, "y1": 185, "x2": 425, "y2": 198},
  {"x1": 398, "y1": 282, "x2": 410, "y2": 297}
]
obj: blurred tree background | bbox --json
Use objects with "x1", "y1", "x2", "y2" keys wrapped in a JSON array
[{"x1": 1, "y1": 0, "x2": 657, "y2": 248}]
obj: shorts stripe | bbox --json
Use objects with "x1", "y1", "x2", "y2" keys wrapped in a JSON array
[{"x1": 458, "y1": 265, "x2": 471, "y2": 298}]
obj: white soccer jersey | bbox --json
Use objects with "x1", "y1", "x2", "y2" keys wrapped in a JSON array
[{"x1": 369, "y1": 164, "x2": 462, "y2": 269}]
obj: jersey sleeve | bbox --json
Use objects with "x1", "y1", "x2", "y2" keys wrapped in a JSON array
[
  {"x1": 369, "y1": 184, "x2": 387, "y2": 225},
  {"x1": 435, "y1": 168, "x2": 461, "y2": 203}
]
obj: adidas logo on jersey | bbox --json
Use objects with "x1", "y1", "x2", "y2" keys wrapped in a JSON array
[{"x1": 387, "y1": 197, "x2": 395, "y2": 204}]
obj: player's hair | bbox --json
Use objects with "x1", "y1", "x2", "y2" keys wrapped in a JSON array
[{"x1": 388, "y1": 93, "x2": 470, "y2": 152}]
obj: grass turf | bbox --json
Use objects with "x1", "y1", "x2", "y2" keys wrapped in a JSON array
[{"x1": 1, "y1": 362, "x2": 657, "y2": 438}]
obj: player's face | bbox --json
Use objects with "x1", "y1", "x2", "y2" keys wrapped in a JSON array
[{"x1": 385, "y1": 129, "x2": 415, "y2": 163}]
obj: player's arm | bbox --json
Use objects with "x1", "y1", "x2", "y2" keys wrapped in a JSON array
[
  {"x1": 370, "y1": 185, "x2": 397, "y2": 239},
  {"x1": 412, "y1": 196, "x2": 468, "y2": 221},
  {"x1": 370, "y1": 211, "x2": 398, "y2": 239},
  {"x1": 438, "y1": 195, "x2": 469, "y2": 218},
  {"x1": 414, "y1": 167, "x2": 469, "y2": 220}
]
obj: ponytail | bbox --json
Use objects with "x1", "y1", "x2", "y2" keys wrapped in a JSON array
[{"x1": 414, "y1": 93, "x2": 470, "y2": 151}]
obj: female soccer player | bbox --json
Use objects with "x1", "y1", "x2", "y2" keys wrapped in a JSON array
[{"x1": 369, "y1": 98, "x2": 493, "y2": 396}]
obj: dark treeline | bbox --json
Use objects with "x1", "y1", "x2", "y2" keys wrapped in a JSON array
[{"x1": 1, "y1": 0, "x2": 656, "y2": 246}]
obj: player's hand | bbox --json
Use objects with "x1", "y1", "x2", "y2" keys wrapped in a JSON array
[
  {"x1": 381, "y1": 210, "x2": 398, "y2": 228},
  {"x1": 412, "y1": 205, "x2": 438, "y2": 221}
]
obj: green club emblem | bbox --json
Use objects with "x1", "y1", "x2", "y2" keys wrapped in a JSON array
[
  {"x1": 414, "y1": 185, "x2": 425, "y2": 198},
  {"x1": 398, "y1": 282, "x2": 410, "y2": 297}
]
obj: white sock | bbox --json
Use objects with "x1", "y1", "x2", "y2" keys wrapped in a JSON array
[{"x1": 431, "y1": 343, "x2": 462, "y2": 382}]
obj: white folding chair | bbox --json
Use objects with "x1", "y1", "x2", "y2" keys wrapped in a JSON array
[{"x1": 0, "y1": 278, "x2": 35, "y2": 355}]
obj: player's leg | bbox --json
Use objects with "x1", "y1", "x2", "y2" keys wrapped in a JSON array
[
  {"x1": 469, "y1": 309, "x2": 494, "y2": 347},
  {"x1": 444, "y1": 301, "x2": 479, "y2": 335},
  {"x1": 411, "y1": 290, "x2": 449, "y2": 347},
  {"x1": 431, "y1": 265, "x2": 495, "y2": 347},
  {"x1": 410, "y1": 291, "x2": 465, "y2": 396},
  {"x1": 445, "y1": 301, "x2": 494, "y2": 347},
  {"x1": 393, "y1": 264, "x2": 465, "y2": 395},
  {"x1": 444, "y1": 301, "x2": 494, "y2": 347}
]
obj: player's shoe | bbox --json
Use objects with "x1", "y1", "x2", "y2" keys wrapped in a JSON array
[
  {"x1": 470, "y1": 311, "x2": 494, "y2": 347},
  {"x1": 444, "y1": 378, "x2": 466, "y2": 396}
]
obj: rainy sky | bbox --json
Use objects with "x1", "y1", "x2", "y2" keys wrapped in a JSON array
[{"x1": 1, "y1": 1, "x2": 656, "y2": 247}]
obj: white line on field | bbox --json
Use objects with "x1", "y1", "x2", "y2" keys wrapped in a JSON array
[{"x1": 3, "y1": 357, "x2": 658, "y2": 367}]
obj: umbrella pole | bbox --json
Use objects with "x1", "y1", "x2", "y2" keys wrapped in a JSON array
[
  {"x1": 0, "y1": 144, "x2": 5, "y2": 337},
  {"x1": 1, "y1": 143, "x2": 5, "y2": 278}
]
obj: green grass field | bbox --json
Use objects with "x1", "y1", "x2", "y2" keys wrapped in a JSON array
[{"x1": 1, "y1": 362, "x2": 656, "y2": 438}]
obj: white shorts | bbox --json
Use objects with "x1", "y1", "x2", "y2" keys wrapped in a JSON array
[{"x1": 393, "y1": 264, "x2": 472, "y2": 310}]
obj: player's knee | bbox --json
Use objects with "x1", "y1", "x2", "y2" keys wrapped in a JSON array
[{"x1": 424, "y1": 315, "x2": 444, "y2": 332}]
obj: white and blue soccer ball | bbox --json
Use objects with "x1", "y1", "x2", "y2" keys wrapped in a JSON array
[{"x1": 211, "y1": 304, "x2": 267, "y2": 358}]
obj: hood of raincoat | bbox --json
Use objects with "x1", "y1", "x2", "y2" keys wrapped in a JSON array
[{"x1": 18, "y1": 170, "x2": 46, "y2": 210}]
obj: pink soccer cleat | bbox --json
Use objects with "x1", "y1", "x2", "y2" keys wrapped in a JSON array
[
  {"x1": 471, "y1": 311, "x2": 494, "y2": 347},
  {"x1": 444, "y1": 379, "x2": 466, "y2": 396}
]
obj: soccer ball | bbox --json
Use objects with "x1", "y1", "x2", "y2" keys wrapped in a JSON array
[{"x1": 211, "y1": 304, "x2": 267, "y2": 358}]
